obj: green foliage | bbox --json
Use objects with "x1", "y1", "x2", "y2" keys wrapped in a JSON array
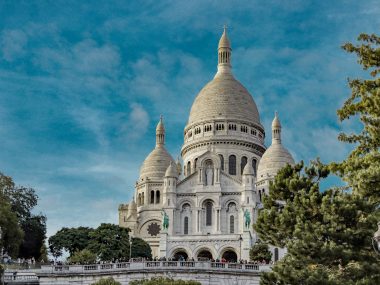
[
  {"x1": 255, "y1": 33, "x2": 380, "y2": 285},
  {"x1": 39, "y1": 244, "x2": 48, "y2": 262},
  {"x1": 91, "y1": 277, "x2": 121, "y2": 285},
  {"x1": 87, "y1": 224, "x2": 130, "y2": 262},
  {"x1": 0, "y1": 172, "x2": 46, "y2": 259},
  {"x1": 68, "y1": 249, "x2": 97, "y2": 264},
  {"x1": 131, "y1": 237, "x2": 152, "y2": 260},
  {"x1": 19, "y1": 215, "x2": 47, "y2": 260},
  {"x1": 49, "y1": 224, "x2": 152, "y2": 262},
  {"x1": 249, "y1": 241, "x2": 272, "y2": 262},
  {"x1": 129, "y1": 277, "x2": 201, "y2": 285},
  {"x1": 48, "y1": 226, "x2": 93, "y2": 257},
  {"x1": 0, "y1": 194, "x2": 24, "y2": 257},
  {"x1": 0, "y1": 173, "x2": 37, "y2": 221}
]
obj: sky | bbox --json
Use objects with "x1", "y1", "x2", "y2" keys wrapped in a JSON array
[{"x1": 0, "y1": 0, "x2": 379, "y2": 238}]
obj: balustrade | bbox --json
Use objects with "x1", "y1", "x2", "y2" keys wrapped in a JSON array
[{"x1": 37, "y1": 261, "x2": 268, "y2": 275}]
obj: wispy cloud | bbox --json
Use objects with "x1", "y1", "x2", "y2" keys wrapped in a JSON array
[{"x1": 0, "y1": 0, "x2": 379, "y2": 237}]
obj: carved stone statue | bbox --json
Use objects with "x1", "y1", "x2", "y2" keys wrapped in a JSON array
[
  {"x1": 162, "y1": 211, "x2": 169, "y2": 230},
  {"x1": 205, "y1": 165, "x2": 213, "y2": 186}
]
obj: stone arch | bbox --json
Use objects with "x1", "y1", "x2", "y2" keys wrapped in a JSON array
[
  {"x1": 198, "y1": 153, "x2": 221, "y2": 170},
  {"x1": 228, "y1": 154, "x2": 237, "y2": 175},
  {"x1": 178, "y1": 199, "x2": 196, "y2": 209},
  {"x1": 219, "y1": 247, "x2": 238, "y2": 262},
  {"x1": 194, "y1": 246, "x2": 216, "y2": 261},
  {"x1": 169, "y1": 246, "x2": 192, "y2": 259},
  {"x1": 198, "y1": 197, "x2": 216, "y2": 208},
  {"x1": 223, "y1": 198, "x2": 239, "y2": 209}
]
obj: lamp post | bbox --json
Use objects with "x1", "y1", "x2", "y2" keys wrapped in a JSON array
[
  {"x1": 372, "y1": 222, "x2": 380, "y2": 255},
  {"x1": 129, "y1": 235, "x2": 133, "y2": 261},
  {"x1": 0, "y1": 226, "x2": 4, "y2": 285},
  {"x1": 239, "y1": 235, "x2": 243, "y2": 261}
]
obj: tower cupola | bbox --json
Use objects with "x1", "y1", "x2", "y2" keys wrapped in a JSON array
[
  {"x1": 156, "y1": 115, "x2": 165, "y2": 146},
  {"x1": 217, "y1": 26, "x2": 232, "y2": 75},
  {"x1": 272, "y1": 112, "x2": 281, "y2": 144}
]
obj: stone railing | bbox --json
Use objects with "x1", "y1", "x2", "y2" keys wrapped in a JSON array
[
  {"x1": 40, "y1": 261, "x2": 270, "y2": 274},
  {"x1": 4, "y1": 273, "x2": 39, "y2": 283}
]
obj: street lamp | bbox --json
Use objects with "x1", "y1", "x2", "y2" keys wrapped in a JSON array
[
  {"x1": 372, "y1": 222, "x2": 380, "y2": 255},
  {"x1": 129, "y1": 235, "x2": 133, "y2": 261},
  {"x1": 239, "y1": 235, "x2": 243, "y2": 261}
]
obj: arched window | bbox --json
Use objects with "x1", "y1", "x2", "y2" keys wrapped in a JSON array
[
  {"x1": 241, "y1": 156, "x2": 247, "y2": 175},
  {"x1": 194, "y1": 158, "x2": 198, "y2": 170},
  {"x1": 206, "y1": 201, "x2": 213, "y2": 226},
  {"x1": 219, "y1": 154, "x2": 224, "y2": 171},
  {"x1": 138, "y1": 193, "x2": 141, "y2": 206},
  {"x1": 229, "y1": 155, "x2": 236, "y2": 175},
  {"x1": 252, "y1": 159, "x2": 257, "y2": 176},
  {"x1": 274, "y1": 248, "x2": 279, "y2": 262},
  {"x1": 230, "y1": 215, "x2": 235, "y2": 233},
  {"x1": 156, "y1": 191, "x2": 160, "y2": 204},
  {"x1": 150, "y1": 190, "x2": 154, "y2": 204},
  {"x1": 187, "y1": 161, "x2": 191, "y2": 176},
  {"x1": 184, "y1": 217, "x2": 189, "y2": 235}
]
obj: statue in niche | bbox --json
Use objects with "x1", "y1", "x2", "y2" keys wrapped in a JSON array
[
  {"x1": 162, "y1": 210, "x2": 169, "y2": 230},
  {"x1": 205, "y1": 164, "x2": 213, "y2": 186}
]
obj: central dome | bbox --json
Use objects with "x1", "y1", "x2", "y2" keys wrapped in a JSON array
[
  {"x1": 188, "y1": 72, "x2": 260, "y2": 125},
  {"x1": 187, "y1": 27, "x2": 261, "y2": 127}
]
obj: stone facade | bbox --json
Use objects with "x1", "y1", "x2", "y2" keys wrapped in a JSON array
[{"x1": 119, "y1": 28, "x2": 294, "y2": 261}]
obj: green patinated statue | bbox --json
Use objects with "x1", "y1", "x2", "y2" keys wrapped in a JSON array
[
  {"x1": 243, "y1": 209, "x2": 251, "y2": 229},
  {"x1": 162, "y1": 210, "x2": 169, "y2": 230}
]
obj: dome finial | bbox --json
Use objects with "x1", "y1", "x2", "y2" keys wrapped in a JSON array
[
  {"x1": 216, "y1": 25, "x2": 232, "y2": 75},
  {"x1": 156, "y1": 116, "x2": 165, "y2": 146},
  {"x1": 272, "y1": 111, "x2": 282, "y2": 144}
]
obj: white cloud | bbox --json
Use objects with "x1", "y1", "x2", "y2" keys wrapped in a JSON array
[{"x1": 0, "y1": 29, "x2": 27, "y2": 61}]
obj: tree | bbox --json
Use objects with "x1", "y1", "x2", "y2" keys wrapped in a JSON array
[
  {"x1": 0, "y1": 172, "x2": 46, "y2": 259},
  {"x1": 255, "y1": 33, "x2": 380, "y2": 285},
  {"x1": 68, "y1": 249, "x2": 97, "y2": 264},
  {"x1": 87, "y1": 224, "x2": 130, "y2": 262},
  {"x1": 39, "y1": 244, "x2": 48, "y2": 263},
  {"x1": 0, "y1": 173, "x2": 38, "y2": 221},
  {"x1": 19, "y1": 215, "x2": 46, "y2": 260},
  {"x1": 48, "y1": 227, "x2": 93, "y2": 257},
  {"x1": 0, "y1": 194, "x2": 24, "y2": 257},
  {"x1": 131, "y1": 237, "x2": 152, "y2": 260},
  {"x1": 91, "y1": 277, "x2": 121, "y2": 285},
  {"x1": 249, "y1": 241, "x2": 272, "y2": 263},
  {"x1": 129, "y1": 277, "x2": 201, "y2": 285}
]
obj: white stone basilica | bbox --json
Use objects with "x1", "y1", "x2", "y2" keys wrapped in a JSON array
[{"x1": 118, "y1": 28, "x2": 294, "y2": 262}]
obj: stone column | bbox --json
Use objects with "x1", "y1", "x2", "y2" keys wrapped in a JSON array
[{"x1": 159, "y1": 232, "x2": 168, "y2": 258}]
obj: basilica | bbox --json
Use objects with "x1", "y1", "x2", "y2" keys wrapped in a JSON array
[{"x1": 118, "y1": 28, "x2": 295, "y2": 262}]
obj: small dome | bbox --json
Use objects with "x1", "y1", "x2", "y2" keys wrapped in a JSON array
[
  {"x1": 218, "y1": 27, "x2": 231, "y2": 49},
  {"x1": 139, "y1": 146, "x2": 175, "y2": 180},
  {"x1": 272, "y1": 112, "x2": 281, "y2": 129},
  {"x1": 257, "y1": 144, "x2": 294, "y2": 180},
  {"x1": 243, "y1": 163, "x2": 255, "y2": 176},
  {"x1": 165, "y1": 162, "x2": 178, "y2": 178}
]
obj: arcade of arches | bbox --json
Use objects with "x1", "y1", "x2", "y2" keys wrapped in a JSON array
[{"x1": 171, "y1": 248, "x2": 238, "y2": 262}]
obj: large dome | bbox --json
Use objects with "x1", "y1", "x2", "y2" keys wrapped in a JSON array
[
  {"x1": 187, "y1": 72, "x2": 261, "y2": 126},
  {"x1": 139, "y1": 146, "x2": 175, "y2": 180}
]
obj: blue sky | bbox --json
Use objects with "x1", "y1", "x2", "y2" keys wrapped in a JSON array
[{"x1": 0, "y1": 0, "x2": 379, "y2": 237}]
